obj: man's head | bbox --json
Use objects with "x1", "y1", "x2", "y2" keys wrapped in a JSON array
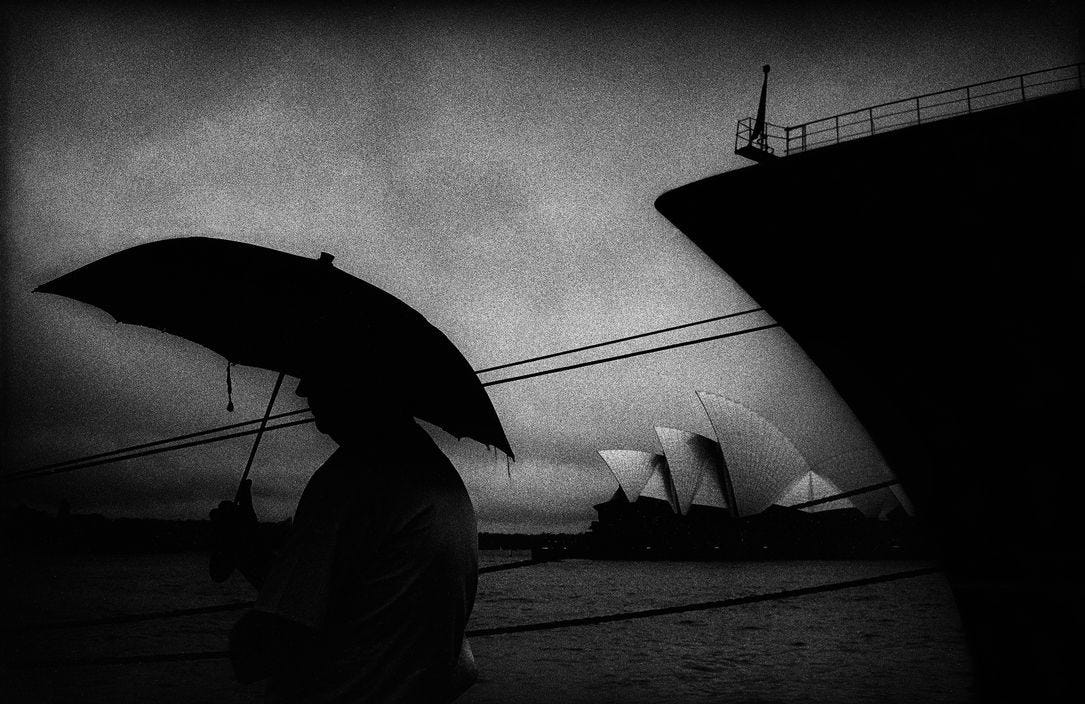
[
  {"x1": 294, "y1": 318, "x2": 414, "y2": 445},
  {"x1": 295, "y1": 365, "x2": 412, "y2": 446}
]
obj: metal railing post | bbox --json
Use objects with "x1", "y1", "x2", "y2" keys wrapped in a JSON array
[
  {"x1": 966, "y1": 86, "x2": 972, "y2": 113},
  {"x1": 835, "y1": 115, "x2": 840, "y2": 144},
  {"x1": 801, "y1": 124, "x2": 807, "y2": 151},
  {"x1": 869, "y1": 108, "x2": 875, "y2": 135},
  {"x1": 1019, "y1": 75, "x2": 1026, "y2": 102},
  {"x1": 915, "y1": 97, "x2": 922, "y2": 125}
]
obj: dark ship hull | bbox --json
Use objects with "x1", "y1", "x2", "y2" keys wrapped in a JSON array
[{"x1": 654, "y1": 90, "x2": 1083, "y2": 700}]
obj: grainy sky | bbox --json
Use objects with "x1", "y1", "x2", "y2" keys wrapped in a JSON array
[{"x1": 2, "y1": 1, "x2": 1079, "y2": 531}]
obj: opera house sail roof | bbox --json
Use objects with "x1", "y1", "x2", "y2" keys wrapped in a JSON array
[
  {"x1": 597, "y1": 449, "x2": 677, "y2": 512},
  {"x1": 696, "y1": 391, "x2": 810, "y2": 517},
  {"x1": 654, "y1": 426, "x2": 733, "y2": 515},
  {"x1": 802, "y1": 447, "x2": 912, "y2": 517},
  {"x1": 595, "y1": 391, "x2": 911, "y2": 520},
  {"x1": 697, "y1": 391, "x2": 910, "y2": 518},
  {"x1": 774, "y1": 470, "x2": 856, "y2": 512}
]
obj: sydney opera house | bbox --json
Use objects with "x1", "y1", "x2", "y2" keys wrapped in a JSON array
[{"x1": 588, "y1": 391, "x2": 922, "y2": 559}]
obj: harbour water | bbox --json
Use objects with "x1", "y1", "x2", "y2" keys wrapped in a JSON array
[{"x1": 2, "y1": 551, "x2": 972, "y2": 703}]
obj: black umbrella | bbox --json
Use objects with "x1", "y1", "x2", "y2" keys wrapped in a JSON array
[{"x1": 35, "y1": 237, "x2": 515, "y2": 481}]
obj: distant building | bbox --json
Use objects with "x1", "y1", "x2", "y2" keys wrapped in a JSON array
[
  {"x1": 590, "y1": 391, "x2": 913, "y2": 558},
  {"x1": 592, "y1": 449, "x2": 719, "y2": 555}
]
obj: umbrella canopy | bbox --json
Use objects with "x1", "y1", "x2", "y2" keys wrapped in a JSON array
[{"x1": 35, "y1": 236, "x2": 513, "y2": 459}]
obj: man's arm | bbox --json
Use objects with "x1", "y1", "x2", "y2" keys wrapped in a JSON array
[{"x1": 210, "y1": 479, "x2": 275, "y2": 589}]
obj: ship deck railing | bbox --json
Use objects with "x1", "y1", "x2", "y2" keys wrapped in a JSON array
[{"x1": 734, "y1": 62, "x2": 1084, "y2": 160}]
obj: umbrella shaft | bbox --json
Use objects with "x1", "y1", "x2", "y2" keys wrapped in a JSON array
[{"x1": 236, "y1": 371, "x2": 286, "y2": 499}]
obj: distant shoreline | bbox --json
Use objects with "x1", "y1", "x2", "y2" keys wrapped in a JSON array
[{"x1": 1, "y1": 504, "x2": 584, "y2": 555}]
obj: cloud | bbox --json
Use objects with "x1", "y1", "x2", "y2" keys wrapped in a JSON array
[
  {"x1": 446, "y1": 442, "x2": 615, "y2": 532},
  {"x1": 4, "y1": 2, "x2": 1078, "y2": 526}
]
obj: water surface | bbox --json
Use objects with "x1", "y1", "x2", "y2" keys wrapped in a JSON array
[{"x1": 2, "y1": 552, "x2": 972, "y2": 703}]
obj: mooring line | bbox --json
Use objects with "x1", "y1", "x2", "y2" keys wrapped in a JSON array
[
  {"x1": 5, "y1": 308, "x2": 768, "y2": 482},
  {"x1": 477, "y1": 558, "x2": 555, "y2": 575},
  {"x1": 482, "y1": 324, "x2": 780, "y2": 388},
  {"x1": 5, "y1": 566, "x2": 940, "y2": 669},
  {"x1": 8, "y1": 409, "x2": 313, "y2": 477},
  {"x1": 466, "y1": 566, "x2": 940, "y2": 636},
  {"x1": 475, "y1": 307, "x2": 765, "y2": 374}
]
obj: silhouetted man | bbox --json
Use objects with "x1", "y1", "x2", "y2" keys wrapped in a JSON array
[{"x1": 211, "y1": 361, "x2": 479, "y2": 703}]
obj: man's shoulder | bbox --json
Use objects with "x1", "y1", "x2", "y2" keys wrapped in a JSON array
[{"x1": 311, "y1": 439, "x2": 462, "y2": 500}]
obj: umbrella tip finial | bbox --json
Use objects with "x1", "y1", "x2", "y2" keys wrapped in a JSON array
[{"x1": 318, "y1": 252, "x2": 335, "y2": 266}]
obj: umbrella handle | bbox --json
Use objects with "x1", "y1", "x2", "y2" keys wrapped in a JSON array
[{"x1": 234, "y1": 371, "x2": 286, "y2": 502}]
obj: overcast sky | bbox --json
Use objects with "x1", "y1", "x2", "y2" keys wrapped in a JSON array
[{"x1": 2, "y1": 2, "x2": 1079, "y2": 531}]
